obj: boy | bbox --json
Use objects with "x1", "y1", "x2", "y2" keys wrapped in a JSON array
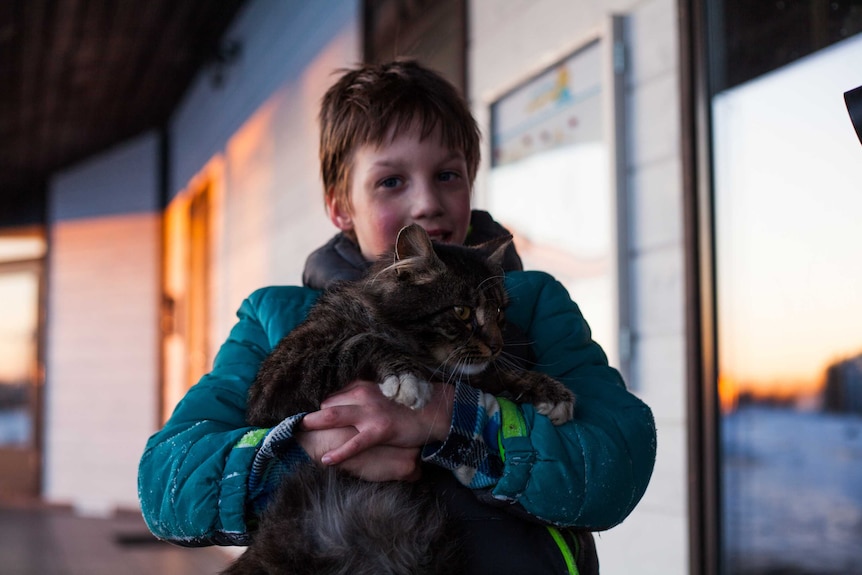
[{"x1": 138, "y1": 61, "x2": 656, "y2": 574}]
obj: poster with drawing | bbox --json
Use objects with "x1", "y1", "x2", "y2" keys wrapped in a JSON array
[{"x1": 488, "y1": 40, "x2": 617, "y2": 367}]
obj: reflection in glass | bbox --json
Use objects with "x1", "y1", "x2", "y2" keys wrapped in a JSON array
[
  {"x1": 714, "y1": 34, "x2": 862, "y2": 574},
  {"x1": 0, "y1": 270, "x2": 39, "y2": 448},
  {"x1": 0, "y1": 234, "x2": 46, "y2": 263}
]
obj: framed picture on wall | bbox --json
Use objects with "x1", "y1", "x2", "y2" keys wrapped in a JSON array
[{"x1": 487, "y1": 21, "x2": 629, "y2": 376}]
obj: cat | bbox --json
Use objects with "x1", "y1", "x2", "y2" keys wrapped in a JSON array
[{"x1": 224, "y1": 224, "x2": 575, "y2": 575}]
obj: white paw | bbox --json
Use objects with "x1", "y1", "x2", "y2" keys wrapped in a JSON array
[
  {"x1": 379, "y1": 373, "x2": 431, "y2": 409},
  {"x1": 535, "y1": 400, "x2": 574, "y2": 425}
]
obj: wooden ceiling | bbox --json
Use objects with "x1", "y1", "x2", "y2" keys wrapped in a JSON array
[{"x1": 0, "y1": 0, "x2": 247, "y2": 224}]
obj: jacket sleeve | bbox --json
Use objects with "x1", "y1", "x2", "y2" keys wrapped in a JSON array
[
  {"x1": 137, "y1": 287, "x2": 318, "y2": 546},
  {"x1": 490, "y1": 271, "x2": 657, "y2": 530}
]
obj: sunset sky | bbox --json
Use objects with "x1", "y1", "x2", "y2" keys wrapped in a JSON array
[{"x1": 713, "y1": 33, "x2": 862, "y2": 400}]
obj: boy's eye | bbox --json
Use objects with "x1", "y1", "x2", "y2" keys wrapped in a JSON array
[
  {"x1": 379, "y1": 176, "x2": 402, "y2": 189},
  {"x1": 452, "y1": 305, "x2": 472, "y2": 321},
  {"x1": 438, "y1": 171, "x2": 460, "y2": 183}
]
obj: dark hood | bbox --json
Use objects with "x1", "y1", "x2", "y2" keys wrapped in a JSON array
[{"x1": 302, "y1": 210, "x2": 523, "y2": 290}]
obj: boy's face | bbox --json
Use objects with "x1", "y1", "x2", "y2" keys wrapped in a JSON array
[{"x1": 328, "y1": 123, "x2": 472, "y2": 261}]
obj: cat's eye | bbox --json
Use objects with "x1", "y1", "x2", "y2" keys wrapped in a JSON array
[{"x1": 453, "y1": 305, "x2": 472, "y2": 321}]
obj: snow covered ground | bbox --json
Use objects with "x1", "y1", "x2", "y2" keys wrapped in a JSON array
[
  {"x1": 0, "y1": 408, "x2": 30, "y2": 446},
  {"x1": 722, "y1": 406, "x2": 862, "y2": 574}
]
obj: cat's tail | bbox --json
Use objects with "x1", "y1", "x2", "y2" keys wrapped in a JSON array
[{"x1": 227, "y1": 465, "x2": 462, "y2": 575}]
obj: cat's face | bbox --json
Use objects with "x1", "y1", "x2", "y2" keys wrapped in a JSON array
[
  {"x1": 369, "y1": 224, "x2": 512, "y2": 379},
  {"x1": 423, "y1": 280, "x2": 508, "y2": 377}
]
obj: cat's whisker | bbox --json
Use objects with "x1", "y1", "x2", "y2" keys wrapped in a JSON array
[
  {"x1": 378, "y1": 256, "x2": 423, "y2": 276},
  {"x1": 499, "y1": 339, "x2": 537, "y2": 348},
  {"x1": 477, "y1": 274, "x2": 505, "y2": 293},
  {"x1": 362, "y1": 253, "x2": 427, "y2": 287},
  {"x1": 491, "y1": 355, "x2": 522, "y2": 375},
  {"x1": 433, "y1": 346, "x2": 468, "y2": 378},
  {"x1": 363, "y1": 266, "x2": 392, "y2": 287},
  {"x1": 496, "y1": 348, "x2": 560, "y2": 371}
]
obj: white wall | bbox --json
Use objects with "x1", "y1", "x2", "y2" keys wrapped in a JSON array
[
  {"x1": 470, "y1": 0, "x2": 688, "y2": 573},
  {"x1": 169, "y1": 0, "x2": 361, "y2": 357},
  {"x1": 609, "y1": 0, "x2": 689, "y2": 572},
  {"x1": 46, "y1": 132, "x2": 161, "y2": 514},
  {"x1": 41, "y1": 0, "x2": 363, "y2": 515}
]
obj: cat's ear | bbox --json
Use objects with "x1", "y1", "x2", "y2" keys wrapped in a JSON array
[
  {"x1": 392, "y1": 224, "x2": 444, "y2": 282},
  {"x1": 395, "y1": 224, "x2": 438, "y2": 261},
  {"x1": 476, "y1": 234, "x2": 513, "y2": 269}
]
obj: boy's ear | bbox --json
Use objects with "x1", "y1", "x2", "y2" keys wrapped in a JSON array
[{"x1": 325, "y1": 189, "x2": 353, "y2": 231}]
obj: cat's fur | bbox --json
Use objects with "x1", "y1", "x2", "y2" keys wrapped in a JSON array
[{"x1": 224, "y1": 224, "x2": 575, "y2": 575}]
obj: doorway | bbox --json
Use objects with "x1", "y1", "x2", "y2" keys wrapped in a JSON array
[
  {"x1": 0, "y1": 229, "x2": 46, "y2": 500},
  {"x1": 161, "y1": 182, "x2": 212, "y2": 422}
]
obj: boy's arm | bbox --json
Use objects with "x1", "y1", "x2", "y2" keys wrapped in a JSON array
[
  {"x1": 426, "y1": 271, "x2": 657, "y2": 530},
  {"x1": 137, "y1": 287, "x2": 318, "y2": 545}
]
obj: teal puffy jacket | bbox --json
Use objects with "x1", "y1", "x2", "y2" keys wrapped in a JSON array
[{"x1": 138, "y1": 270, "x2": 656, "y2": 545}]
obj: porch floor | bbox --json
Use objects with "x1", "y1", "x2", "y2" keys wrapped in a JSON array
[{"x1": 0, "y1": 504, "x2": 233, "y2": 575}]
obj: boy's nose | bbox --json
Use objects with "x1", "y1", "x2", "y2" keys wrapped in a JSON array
[{"x1": 411, "y1": 182, "x2": 444, "y2": 218}]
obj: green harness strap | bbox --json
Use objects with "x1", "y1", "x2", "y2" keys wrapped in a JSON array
[{"x1": 496, "y1": 397, "x2": 580, "y2": 575}]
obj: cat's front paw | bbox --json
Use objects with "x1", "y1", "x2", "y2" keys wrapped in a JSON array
[
  {"x1": 379, "y1": 373, "x2": 432, "y2": 409},
  {"x1": 535, "y1": 398, "x2": 575, "y2": 425},
  {"x1": 531, "y1": 377, "x2": 576, "y2": 425},
  {"x1": 521, "y1": 371, "x2": 575, "y2": 425}
]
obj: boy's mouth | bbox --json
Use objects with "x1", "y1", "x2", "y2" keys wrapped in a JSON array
[{"x1": 424, "y1": 229, "x2": 451, "y2": 243}]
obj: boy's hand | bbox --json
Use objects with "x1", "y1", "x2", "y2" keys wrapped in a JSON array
[
  {"x1": 299, "y1": 379, "x2": 454, "y2": 471},
  {"x1": 295, "y1": 425, "x2": 422, "y2": 481}
]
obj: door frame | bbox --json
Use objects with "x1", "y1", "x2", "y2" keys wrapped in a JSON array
[
  {"x1": 0, "y1": 253, "x2": 46, "y2": 501},
  {"x1": 678, "y1": 0, "x2": 722, "y2": 573}
]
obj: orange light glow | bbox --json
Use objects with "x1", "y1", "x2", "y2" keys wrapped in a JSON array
[
  {"x1": 718, "y1": 370, "x2": 830, "y2": 413},
  {"x1": 718, "y1": 373, "x2": 739, "y2": 413},
  {"x1": 0, "y1": 272, "x2": 39, "y2": 384}
]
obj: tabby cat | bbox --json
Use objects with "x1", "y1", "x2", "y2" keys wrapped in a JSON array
[{"x1": 224, "y1": 224, "x2": 575, "y2": 575}]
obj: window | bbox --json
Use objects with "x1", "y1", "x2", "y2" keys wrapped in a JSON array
[
  {"x1": 364, "y1": 0, "x2": 466, "y2": 92},
  {"x1": 714, "y1": 35, "x2": 862, "y2": 574},
  {"x1": 686, "y1": 2, "x2": 862, "y2": 572}
]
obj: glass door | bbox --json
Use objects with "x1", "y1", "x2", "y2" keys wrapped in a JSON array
[
  {"x1": 0, "y1": 231, "x2": 45, "y2": 500},
  {"x1": 708, "y1": 22, "x2": 862, "y2": 575}
]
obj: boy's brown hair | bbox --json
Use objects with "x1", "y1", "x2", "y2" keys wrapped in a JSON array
[{"x1": 319, "y1": 60, "x2": 481, "y2": 215}]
